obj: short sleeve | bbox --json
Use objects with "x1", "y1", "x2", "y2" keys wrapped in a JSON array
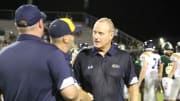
[
  {"x1": 48, "y1": 50, "x2": 75, "y2": 90},
  {"x1": 140, "y1": 53, "x2": 148, "y2": 62},
  {"x1": 125, "y1": 55, "x2": 138, "y2": 86}
]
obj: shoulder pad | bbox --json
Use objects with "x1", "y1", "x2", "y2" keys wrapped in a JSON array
[
  {"x1": 172, "y1": 53, "x2": 180, "y2": 59},
  {"x1": 142, "y1": 52, "x2": 150, "y2": 57}
]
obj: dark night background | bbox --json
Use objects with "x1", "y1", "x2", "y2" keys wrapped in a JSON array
[{"x1": 0, "y1": 0, "x2": 179, "y2": 45}]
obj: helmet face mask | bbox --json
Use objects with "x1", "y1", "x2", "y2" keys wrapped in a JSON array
[{"x1": 164, "y1": 50, "x2": 173, "y2": 57}]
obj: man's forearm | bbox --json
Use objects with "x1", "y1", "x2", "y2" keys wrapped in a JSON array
[{"x1": 128, "y1": 83, "x2": 139, "y2": 101}]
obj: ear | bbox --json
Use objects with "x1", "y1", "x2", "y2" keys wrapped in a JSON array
[
  {"x1": 38, "y1": 19, "x2": 44, "y2": 29},
  {"x1": 62, "y1": 36, "x2": 69, "y2": 44},
  {"x1": 110, "y1": 31, "x2": 114, "y2": 40}
]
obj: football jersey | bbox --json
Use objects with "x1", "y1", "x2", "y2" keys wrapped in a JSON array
[
  {"x1": 140, "y1": 52, "x2": 161, "y2": 77},
  {"x1": 161, "y1": 55, "x2": 174, "y2": 77},
  {"x1": 170, "y1": 53, "x2": 180, "y2": 78}
]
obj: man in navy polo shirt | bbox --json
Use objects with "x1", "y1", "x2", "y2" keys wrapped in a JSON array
[
  {"x1": 48, "y1": 17, "x2": 93, "y2": 101},
  {"x1": 73, "y1": 17, "x2": 139, "y2": 101},
  {"x1": 0, "y1": 4, "x2": 82, "y2": 101}
]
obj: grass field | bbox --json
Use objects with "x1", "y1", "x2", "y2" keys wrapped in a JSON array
[
  {"x1": 138, "y1": 92, "x2": 164, "y2": 101},
  {"x1": 157, "y1": 92, "x2": 164, "y2": 101}
]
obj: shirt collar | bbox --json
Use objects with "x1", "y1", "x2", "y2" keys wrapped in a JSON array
[
  {"x1": 51, "y1": 44, "x2": 72, "y2": 62},
  {"x1": 17, "y1": 34, "x2": 44, "y2": 42},
  {"x1": 92, "y1": 44, "x2": 117, "y2": 56},
  {"x1": 63, "y1": 52, "x2": 72, "y2": 62}
]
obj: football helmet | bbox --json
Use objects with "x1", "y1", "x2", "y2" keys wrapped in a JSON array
[
  {"x1": 162, "y1": 42, "x2": 174, "y2": 56},
  {"x1": 176, "y1": 42, "x2": 180, "y2": 52},
  {"x1": 143, "y1": 40, "x2": 155, "y2": 51},
  {"x1": 79, "y1": 42, "x2": 89, "y2": 49},
  {"x1": 162, "y1": 41, "x2": 174, "y2": 50}
]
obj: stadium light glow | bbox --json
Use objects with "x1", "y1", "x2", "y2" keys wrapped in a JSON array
[
  {"x1": 159, "y1": 37, "x2": 164, "y2": 44},
  {"x1": 159, "y1": 37, "x2": 165, "y2": 48}
]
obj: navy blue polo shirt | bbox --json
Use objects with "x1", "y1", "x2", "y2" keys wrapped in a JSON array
[
  {"x1": 73, "y1": 44, "x2": 138, "y2": 101},
  {"x1": 0, "y1": 34, "x2": 74, "y2": 101}
]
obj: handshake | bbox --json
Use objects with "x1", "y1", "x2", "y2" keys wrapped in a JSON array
[{"x1": 78, "y1": 88, "x2": 94, "y2": 101}]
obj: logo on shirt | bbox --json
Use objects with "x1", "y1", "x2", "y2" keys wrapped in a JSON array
[
  {"x1": 87, "y1": 65, "x2": 94, "y2": 69},
  {"x1": 112, "y1": 64, "x2": 120, "y2": 69}
]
